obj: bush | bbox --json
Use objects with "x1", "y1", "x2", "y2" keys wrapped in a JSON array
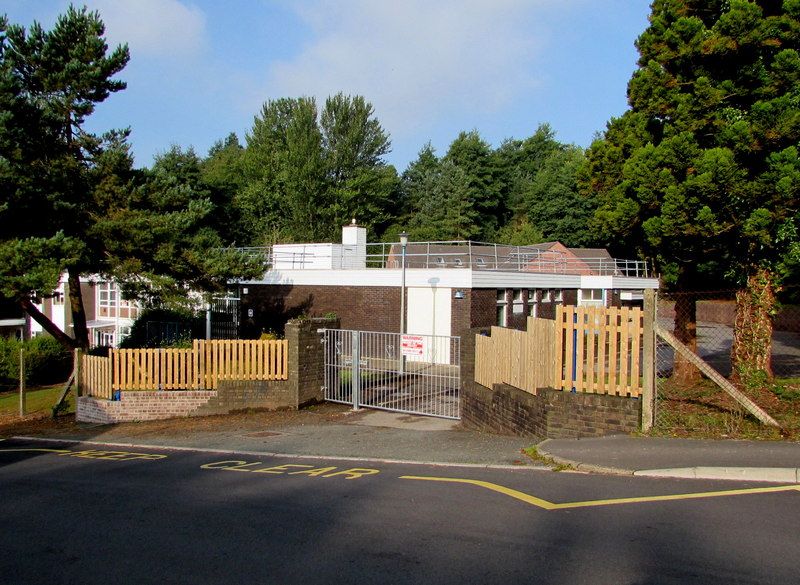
[
  {"x1": 0, "y1": 336, "x2": 72, "y2": 390},
  {"x1": 120, "y1": 308, "x2": 204, "y2": 348}
]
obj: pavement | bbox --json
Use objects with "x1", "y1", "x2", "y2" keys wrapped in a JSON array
[
  {"x1": 537, "y1": 435, "x2": 800, "y2": 483},
  {"x1": 10, "y1": 407, "x2": 800, "y2": 482}
]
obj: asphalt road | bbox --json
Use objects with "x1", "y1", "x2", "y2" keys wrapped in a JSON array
[{"x1": 1, "y1": 438, "x2": 799, "y2": 585}]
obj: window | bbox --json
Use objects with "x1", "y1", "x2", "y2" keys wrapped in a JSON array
[
  {"x1": 454, "y1": 258, "x2": 463, "y2": 267},
  {"x1": 553, "y1": 290, "x2": 563, "y2": 302},
  {"x1": 476, "y1": 258, "x2": 486, "y2": 267},
  {"x1": 436, "y1": 256, "x2": 445, "y2": 266},
  {"x1": 528, "y1": 290, "x2": 538, "y2": 317},
  {"x1": 542, "y1": 290, "x2": 552, "y2": 302},
  {"x1": 52, "y1": 291, "x2": 64, "y2": 305},
  {"x1": 512, "y1": 290, "x2": 524, "y2": 314},
  {"x1": 496, "y1": 289, "x2": 507, "y2": 326},
  {"x1": 579, "y1": 288, "x2": 604, "y2": 306},
  {"x1": 580, "y1": 289, "x2": 603, "y2": 301}
]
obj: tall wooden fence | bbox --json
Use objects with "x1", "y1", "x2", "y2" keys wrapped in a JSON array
[
  {"x1": 80, "y1": 339, "x2": 288, "y2": 399},
  {"x1": 475, "y1": 305, "x2": 644, "y2": 397}
]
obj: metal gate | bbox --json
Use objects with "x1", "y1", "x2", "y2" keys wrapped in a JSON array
[
  {"x1": 210, "y1": 296, "x2": 240, "y2": 339},
  {"x1": 323, "y1": 329, "x2": 461, "y2": 419}
]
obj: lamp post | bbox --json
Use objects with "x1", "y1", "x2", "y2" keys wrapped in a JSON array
[
  {"x1": 400, "y1": 231, "x2": 408, "y2": 334},
  {"x1": 399, "y1": 231, "x2": 408, "y2": 375}
]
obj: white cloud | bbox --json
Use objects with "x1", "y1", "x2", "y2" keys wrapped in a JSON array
[
  {"x1": 262, "y1": 0, "x2": 550, "y2": 142},
  {"x1": 83, "y1": 0, "x2": 207, "y2": 59}
]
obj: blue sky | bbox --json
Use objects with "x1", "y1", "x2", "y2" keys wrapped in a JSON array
[{"x1": 3, "y1": 0, "x2": 651, "y2": 171}]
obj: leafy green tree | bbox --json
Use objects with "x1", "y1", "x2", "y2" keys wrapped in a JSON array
[
  {"x1": 495, "y1": 217, "x2": 545, "y2": 246},
  {"x1": 444, "y1": 130, "x2": 504, "y2": 239},
  {"x1": 524, "y1": 146, "x2": 596, "y2": 246},
  {"x1": 0, "y1": 8, "x2": 261, "y2": 349},
  {"x1": 238, "y1": 93, "x2": 398, "y2": 244},
  {"x1": 93, "y1": 141, "x2": 263, "y2": 310},
  {"x1": 407, "y1": 160, "x2": 480, "y2": 241},
  {"x1": 585, "y1": 0, "x2": 800, "y2": 381},
  {"x1": 201, "y1": 133, "x2": 246, "y2": 243},
  {"x1": 0, "y1": 6, "x2": 128, "y2": 349}
]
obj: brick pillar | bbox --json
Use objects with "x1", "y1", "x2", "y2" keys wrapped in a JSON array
[{"x1": 285, "y1": 316, "x2": 339, "y2": 407}]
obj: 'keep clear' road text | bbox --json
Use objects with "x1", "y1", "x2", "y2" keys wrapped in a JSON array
[{"x1": 201, "y1": 460, "x2": 380, "y2": 480}]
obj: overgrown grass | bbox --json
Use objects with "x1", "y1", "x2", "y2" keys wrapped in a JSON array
[
  {"x1": 522, "y1": 446, "x2": 574, "y2": 471},
  {"x1": 0, "y1": 384, "x2": 73, "y2": 419},
  {"x1": 653, "y1": 376, "x2": 800, "y2": 440}
]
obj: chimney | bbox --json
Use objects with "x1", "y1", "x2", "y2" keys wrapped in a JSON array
[{"x1": 341, "y1": 219, "x2": 367, "y2": 269}]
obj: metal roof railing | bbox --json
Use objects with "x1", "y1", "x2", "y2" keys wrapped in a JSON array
[{"x1": 236, "y1": 241, "x2": 651, "y2": 278}]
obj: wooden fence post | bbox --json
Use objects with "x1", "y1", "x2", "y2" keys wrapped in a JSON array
[
  {"x1": 74, "y1": 348, "x2": 83, "y2": 398},
  {"x1": 641, "y1": 289, "x2": 656, "y2": 431},
  {"x1": 19, "y1": 348, "x2": 25, "y2": 418}
]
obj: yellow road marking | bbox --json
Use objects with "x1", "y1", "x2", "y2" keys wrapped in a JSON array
[
  {"x1": 400, "y1": 475, "x2": 800, "y2": 510},
  {"x1": 0, "y1": 448, "x2": 71, "y2": 454},
  {"x1": 0, "y1": 447, "x2": 165, "y2": 461}
]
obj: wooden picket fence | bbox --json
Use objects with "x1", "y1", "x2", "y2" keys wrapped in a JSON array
[
  {"x1": 80, "y1": 339, "x2": 289, "y2": 399},
  {"x1": 475, "y1": 305, "x2": 644, "y2": 397}
]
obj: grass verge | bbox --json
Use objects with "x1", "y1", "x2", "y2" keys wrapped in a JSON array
[
  {"x1": 0, "y1": 383, "x2": 73, "y2": 422},
  {"x1": 652, "y1": 377, "x2": 800, "y2": 440}
]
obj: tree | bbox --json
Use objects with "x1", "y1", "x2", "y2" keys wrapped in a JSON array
[
  {"x1": 201, "y1": 133, "x2": 246, "y2": 244},
  {"x1": 0, "y1": 8, "x2": 261, "y2": 349},
  {"x1": 0, "y1": 6, "x2": 128, "y2": 349},
  {"x1": 407, "y1": 160, "x2": 480, "y2": 241},
  {"x1": 523, "y1": 146, "x2": 596, "y2": 246},
  {"x1": 237, "y1": 94, "x2": 398, "y2": 244},
  {"x1": 585, "y1": 0, "x2": 800, "y2": 382},
  {"x1": 444, "y1": 130, "x2": 505, "y2": 239}
]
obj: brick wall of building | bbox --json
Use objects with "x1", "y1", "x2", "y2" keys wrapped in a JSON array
[{"x1": 242, "y1": 285, "x2": 398, "y2": 337}]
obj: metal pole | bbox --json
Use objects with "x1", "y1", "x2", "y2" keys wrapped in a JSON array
[
  {"x1": 352, "y1": 330, "x2": 361, "y2": 411},
  {"x1": 19, "y1": 348, "x2": 25, "y2": 417},
  {"x1": 206, "y1": 302, "x2": 212, "y2": 340},
  {"x1": 399, "y1": 233, "x2": 408, "y2": 375}
]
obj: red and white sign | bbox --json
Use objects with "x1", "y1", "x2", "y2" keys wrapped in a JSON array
[{"x1": 400, "y1": 334, "x2": 425, "y2": 356}]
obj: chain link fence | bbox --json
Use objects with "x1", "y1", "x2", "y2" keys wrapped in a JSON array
[{"x1": 654, "y1": 289, "x2": 800, "y2": 438}]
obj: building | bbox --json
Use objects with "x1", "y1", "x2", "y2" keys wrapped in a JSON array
[
  {"x1": 238, "y1": 222, "x2": 659, "y2": 339},
  {"x1": 28, "y1": 276, "x2": 141, "y2": 347},
  {"x1": 0, "y1": 297, "x2": 29, "y2": 340}
]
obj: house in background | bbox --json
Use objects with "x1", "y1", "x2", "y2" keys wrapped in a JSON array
[
  {"x1": 28, "y1": 276, "x2": 141, "y2": 348},
  {"x1": 238, "y1": 221, "x2": 660, "y2": 339},
  {"x1": 0, "y1": 297, "x2": 29, "y2": 340}
]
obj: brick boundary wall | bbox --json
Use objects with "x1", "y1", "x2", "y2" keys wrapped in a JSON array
[
  {"x1": 460, "y1": 326, "x2": 641, "y2": 439},
  {"x1": 76, "y1": 317, "x2": 338, "y2": 424}
]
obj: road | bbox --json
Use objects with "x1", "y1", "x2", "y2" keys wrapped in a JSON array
[{"x1": 1, "y1": 438, "x2": 798, "y2": 584}]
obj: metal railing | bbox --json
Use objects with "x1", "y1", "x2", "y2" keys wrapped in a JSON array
[{"x1": 237, "y1": 241, "x2": 650, "y2": 277}]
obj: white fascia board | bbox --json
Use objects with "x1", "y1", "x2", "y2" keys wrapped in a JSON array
[
  {"x1": 241, "y1": 268, "x2": 659, "y2": 290},
  {"x1": 610, "y1": 276, "x2": 660, "y2": 290},
  {"x1": 242, "y1": 268, "x2": 472, "y2": 288},
  {"x1": 470, "y1": 271, "x2": 581, "y2": 289}
]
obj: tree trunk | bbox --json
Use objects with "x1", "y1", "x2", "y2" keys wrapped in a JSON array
[
  {"x1": 672, "y1": 290, "x2": 701, "y2": 384},
  {"x1": 67, "y1": 269, "x2": 90, "y2": 350},
  {"x1": 731, "y1": 267, "x2": 775, "y2": 382},
  {"x1": 19, "y1": 298, "x2": 78, "y2": 350}
]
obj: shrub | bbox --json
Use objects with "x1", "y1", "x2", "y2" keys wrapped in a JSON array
[
  {"x1": 0, "y1": 336, "x2": 72, "y2": 390},
  {"x1": 120, "y1": 308, "x2": 204, "y2": 348}
]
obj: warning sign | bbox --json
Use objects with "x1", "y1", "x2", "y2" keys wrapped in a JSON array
[{"x1": 400, "y1": 334, "x2": 425, "y2": 356}]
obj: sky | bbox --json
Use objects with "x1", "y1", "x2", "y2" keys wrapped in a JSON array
[{"x1": 2, "y1": 0, "x2": 652, "y2": 171}]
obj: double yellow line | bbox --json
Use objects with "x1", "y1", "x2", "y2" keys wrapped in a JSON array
[{"x1": 400, "y1": 476, "x2": 800, "y2": 510}]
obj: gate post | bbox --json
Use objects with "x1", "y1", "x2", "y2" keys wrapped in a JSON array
[
  {"x1": 641, "y1": 288, "x2": 656, "y2": 432},
  {"x1": 351, "y1": 330, "x2": 361, "y2": 410}
]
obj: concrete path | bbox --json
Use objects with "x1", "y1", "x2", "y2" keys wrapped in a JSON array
[{"x1": 537, "y1": 435, "x2": 800, "y2": 482}]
